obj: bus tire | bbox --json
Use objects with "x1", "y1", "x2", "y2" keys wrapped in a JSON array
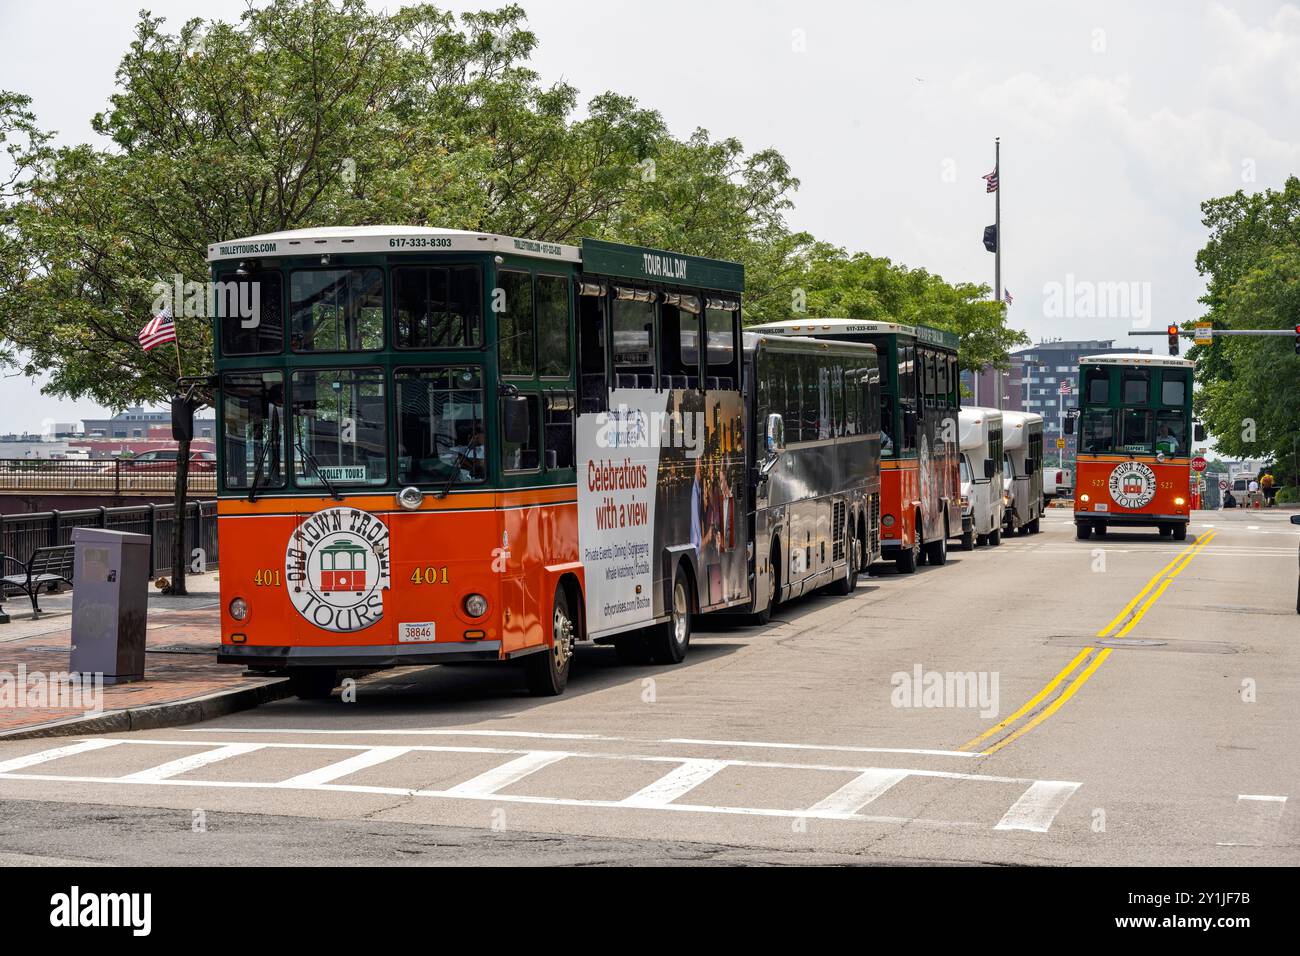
[
  {"x1": 288, "y1": 667, "x2": 338, "y2": 701},
  {"x1": 830, "y1": 537, "x2": 859, "y2": 595},
  {"x1": 1159, "y1": 524, "x2": 1173, "y2": 537},
  {"x1": 988, "y1": 526, "x2": 1002, "y2": 547},
  {"x1": 1172, "y1": 523, "x2": 1188, "y2": 542},
  {"x1": 1028, "y1": 517, "x2": 1041, "y2": 534},
  {"x1": 1076, "y1": 522, "x2": 1091, "y2": 540},
  {"x1": 524, "y1": 586, "x2": 575, "y2": 696},
  {"x1": 960, "y1": 529, "x2": 974, "y2": 551},
  {"x1": 649, "y1": 568, "x2": 692, "y2": 664},
  {"x1": 925, "y1": 519, "x2": 948, "y2": 565},
  {"x1": 896, "y1": 526, "x2": 921, "y2": 574},
  {"x1": 747, "y1": 545, "x2": 779, "y2": 626}
]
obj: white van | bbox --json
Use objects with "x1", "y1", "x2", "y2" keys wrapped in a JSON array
[
  {"x1": 1001, "y1": 410, "x2": 1044, "y2": 535},
  {"x1": 958, "y1": 407, "x2": 1005, "y2": 549}
]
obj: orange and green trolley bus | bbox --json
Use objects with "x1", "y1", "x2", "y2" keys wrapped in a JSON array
[
  {"x1": 209, "y1": 226, "x2": 749, "y2": 698},
  {"x1": 747, "y1": 319, "x2": 961, "y2": 572},
  {"x1": 1068, "y1": 353, "x2": 1202, "y2": 540}
]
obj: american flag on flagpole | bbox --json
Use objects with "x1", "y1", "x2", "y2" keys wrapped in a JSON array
[
  {"x1": 983, "y1": 168, "x2": 999, "y2": 193},
  {"x1": 1004, "y1": 289, "x2": 1014, "y2": 304},
  {"x1": 138, "y1": 304, "x2": 177, "y2": 351}
]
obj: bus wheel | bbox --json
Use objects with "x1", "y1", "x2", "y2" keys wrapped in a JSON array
[
  {"x1": 925, "y1": 520, "x2": 948, "y2": 565},
  {"x1": 288, "y1": 668, "x2": 338, "y2": 701},
  {"x1": 896, "y1": 529, "x2": 921, "y2": 574},
  {"x1": 960, "y1": 528, "x2": 974, "y2": 551},
  {"x1": 1159, "y1": 524, "x2": 1173, "y2": 537},
  {"x1": 988, "y1": 525, "x2": 1002, "y2": 547},
  {"x1": 1172, "y1": 524, "x2": 1188, "y2": 542},
  {"x1": 1028, "y1": 517, "x2": 1041, "y2": 534},
  {"x1": 1095, "y1": 524, "x2": 1107, "y2": 536},
  {"x1": 650, "y1": 569, "x2": 692, "y2": 664},
  {"x1": 1076, "y1": 522, "x2": 1092, "y2": 540},
  {"x1": 524, "y1": 586, "x2": 575, "y2": 696},
  {"x1": 830, "y1": 537, "x2": 859, "y2": 595}
]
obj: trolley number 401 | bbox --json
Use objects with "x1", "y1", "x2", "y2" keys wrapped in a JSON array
[
  {"x1": 410, "y1": 566, "x2": 450, "y2": 585},
  {"x1": 254, "y1": 569, "x2": 282, "y2": 587}
]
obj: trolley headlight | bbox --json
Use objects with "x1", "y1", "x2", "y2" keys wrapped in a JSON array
[
  {"x1": 1174, "y1": 497, "x2": 1185, "y2": 506},
  {"x1": 463, "y1": 593, "x2": 489, "y2": 618},
  {"x1": 229, "y1": 597, "x2": 249, "y2": 622},
  {"x1": 882, "y1": 514, "x2": 896, "y2": 527},
  {"x1": 1080, "y1": 494, "x2": 1090, "y2": 503},
  {"x1": 396, "y1": 486, "x2": 424, "y2": 510}
]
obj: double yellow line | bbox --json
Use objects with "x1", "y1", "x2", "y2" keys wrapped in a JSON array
[{"x1": 959, "y1": 530, "x2": 1216, "y2": 756}]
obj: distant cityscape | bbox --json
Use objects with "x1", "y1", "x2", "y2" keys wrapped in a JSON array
[{"x1": 0, "y1": 406, "x2": 215, "y2": 459}]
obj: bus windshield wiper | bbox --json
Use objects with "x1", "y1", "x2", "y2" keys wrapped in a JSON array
[
  {"x1": 294, "y1": 430, "x2": 343, "y2": 501},
  {"x1": 247, "y1": 437, "x2": 273, "y2": 503},
  {"x1": 437, "y1": 444, "x2": 471, "y2": 500}
]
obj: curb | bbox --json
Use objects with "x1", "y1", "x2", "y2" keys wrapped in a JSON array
[{"x1": 0, "y1": 676, "x2": 292, "y2": 741}]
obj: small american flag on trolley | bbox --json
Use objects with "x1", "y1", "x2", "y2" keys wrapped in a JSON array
[
  {"x1": 138, "y1": 304, "x2": 177, "y2": 351},
  {"x1": 983, "y1": 168, "x2": 999, "y2": 193},
  {"x1": 1004, "y1": 289, "x2": 1014, "y2": 304}
]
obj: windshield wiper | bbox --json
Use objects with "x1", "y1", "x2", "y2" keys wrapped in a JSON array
[
  {"x1": 295, "y1": 439, "x2": 343, "y2": 502},
  {"x1": 247, "y1": 438, "x2": 273, "y2": 503},
  {"x1": 437, "y1": 444, "x2": 471, "y2": 500}
]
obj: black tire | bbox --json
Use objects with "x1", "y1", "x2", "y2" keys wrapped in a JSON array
[
  {"x1": 830, "y1": 534, "x2": 860, "y2": 595},
  {"x1": 288, "y1": 667, "x2": 338, "y2": 701},
  {"x1": 1076, "y1": 522, "x2": 1092, "y2": 540},
  {"x1": 648, "y1": 568, "x2": 692, "y2": 664},
  {"x1": 895, "y1": 530, "x2": 920, "y2": 573},
  {"x1": 1159, "y1": 524, "x2": 1173, "y2": 537},
  {"x1": 748, "y1": 544, "x2": 780, "y2": 625},
  {"x1": 1172, "y1": 523, "x2": 1188, "y2": 542},
  {"x1": 1028, "y1": 517, "x2": 1041, "y2": 534},
  {"x1": 960, "y1": 529, "x2": 974, "y2": 551},
  {"x1": 1095, "y1": 523, "x2": 1107, "y2": 537},
  {"x1": 524, "y1": 586, "x2": 576, "y2": 696},
  {"x1": 988, "y1": 526, "x2": 1002, "y2": 547},
  {"x1": 925, "y1": 520, "x2": 948, "y2": 566}
]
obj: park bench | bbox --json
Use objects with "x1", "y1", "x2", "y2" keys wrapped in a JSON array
[{"x1": 1, "y1": 544, "x2": 76, "y2": 618}]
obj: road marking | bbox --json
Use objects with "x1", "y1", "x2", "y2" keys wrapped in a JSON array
[
  {"x1": 994, "y1": 780, "x2": 1082, "y2": 832},
  {"x1": 958, "y1": 647, "x2": 1093, "y2": 752},
  {"x1": 442, "y1": 750, "x2": 570, "y2": 796},
  {"x1": 621, "y1": 759, "x2": 727, "y2": 806},
  {"x1": 1239, "y1": 794, "x2": 1286, "y2": 803},
  {"x1": 805, "y1": 768, "x2": 910, "y2": 815},
  {"x1": 0, "y1": 738, "x2": 1080, "y2": 832},
  {"x1": 277, "y1": 745, "x2": 411, "y2": 787},
  {"x1": 980, "y1": 651, "x2": 1112, "y2": 756},
  {"x1": 1112, "y1": 532, "x2": 1217, "y2": 638},
  {"x1": 186, "y1": 728, "x2": 978, "y2": 759},
  {"x1": 960, "y1": 532, "x2": 1217, "y2": 756},
  {"x1": 1217, "y1": 794, "x2": 1289, "y2": 847},
  {"x1": 120, "y1": 743, "x2": 265, "y2": 782},
  {"x1": 0, "y1": 738, "x2": 123, "y2": 773}
]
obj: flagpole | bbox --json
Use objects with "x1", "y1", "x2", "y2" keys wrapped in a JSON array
[{"x1": 994, "y1": 136, "x2": 1001, "y2": 303}]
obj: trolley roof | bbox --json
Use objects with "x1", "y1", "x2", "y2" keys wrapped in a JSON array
[
  {"x1": 743, "y1": 330, "x2": 878, "y2": 358},
  {"x1": 207, "y1": 227, "x2": 745, "y2": 291},
  {"x1": 747, "y1": 317, "x2": 959, "y2": 350},
  {"x1": 1079, "y1": 352, "x2": 1193, "y2": 368}
]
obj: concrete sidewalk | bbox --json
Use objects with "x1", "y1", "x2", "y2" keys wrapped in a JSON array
[{"x1": 0, "y1": 572, "x2": 288, "y2": 739}]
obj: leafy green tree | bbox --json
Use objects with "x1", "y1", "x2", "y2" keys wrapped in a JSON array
[{"x1": 1190, "y1": 176, "x2": 1300, "y2": 482}]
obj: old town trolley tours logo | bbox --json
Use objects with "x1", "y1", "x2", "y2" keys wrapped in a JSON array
[
  {"x1": 285, "y1": 506, "x2": 392, "y2": 632},
  {"x1": 1108, "y1": 461, "x2": 1158, "y2": 510}
]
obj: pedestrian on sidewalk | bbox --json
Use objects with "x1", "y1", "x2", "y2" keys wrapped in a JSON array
[{"x1": 1261, "y1": 471, "x2": 1276, "y2": 507}]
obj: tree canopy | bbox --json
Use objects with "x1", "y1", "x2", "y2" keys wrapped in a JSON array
[
  {"x1": 1189, "y1": 175, "x2": 1300, "y2": 480},
  {"x1": 0, "y1": 0, "x2": 1028, "y2": 410}
]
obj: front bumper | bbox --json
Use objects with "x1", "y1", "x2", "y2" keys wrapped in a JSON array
[
  {"x1": 1075, "y1": 512, "x2": 1187, "y2": 527},
  {"x1": 219, "y1": 641, "x2": 505, "y2": 669}
]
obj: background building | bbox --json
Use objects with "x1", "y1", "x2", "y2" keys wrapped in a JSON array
[{"x1": 82, "y1": 406, "x2": 214, "y2": 441}]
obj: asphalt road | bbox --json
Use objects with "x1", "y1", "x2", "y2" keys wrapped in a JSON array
[{"x1": 1, "y1": 508, "x2": 1296, "y2": 866}]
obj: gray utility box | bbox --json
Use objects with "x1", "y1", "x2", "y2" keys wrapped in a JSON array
[{"x1": 70, "y1": 528, "x2": 151, "y2": 685}]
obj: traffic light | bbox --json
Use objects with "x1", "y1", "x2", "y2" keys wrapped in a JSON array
[
  {"x1": 1167, "y1": 324, "x2": 1180, "y2": 356},
  {"x1": 1295, "y1": 324, "x2": 1300, "y2": 355}
]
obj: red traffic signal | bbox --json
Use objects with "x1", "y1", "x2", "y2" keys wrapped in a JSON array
[
  {"x1": 1167, "y1": 324, "x2": 1180, "y2": 356},
  {"x1": 1294, "y1": 324, "x2": 1300, "y2": 355}
]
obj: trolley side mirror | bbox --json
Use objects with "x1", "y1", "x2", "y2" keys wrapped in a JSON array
[
  {"x1": 1025, "y1": 457, "x2": 1037, "y2": 475},
  {"x1": 171, "y1": 397, "x2": 193, "y2": 442},
  {"x1": 983, "y1": 457, "x2": 996, "y2": 480},
  {"x1": 1194, "y1": 423, "x2": 1207, "y2": 442},
  {"x1": 1064, "y1": 417, "x2": 1075, "y2": 436},
  {"x1": 502, "y1": 395, "x2": 531, "y2": 446}
]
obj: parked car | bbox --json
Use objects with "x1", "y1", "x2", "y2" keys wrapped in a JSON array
[
  {"x1": 1044, "y1": 467, "x2": 1073, "y2": 501},
  {"x1": 102, "y1": 450, "x2": 216, "y2": 473}
]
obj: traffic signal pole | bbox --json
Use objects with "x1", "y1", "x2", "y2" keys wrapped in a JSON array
[{"x1": 1131, "y1": 327, "x2": 1300, "y2": 356}]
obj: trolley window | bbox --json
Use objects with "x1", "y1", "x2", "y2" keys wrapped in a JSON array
[
  {"x1": 290, "y1": 368, "x2": 388, "y2": 486},
  {"x1": 395, "y1": 367, "x2": 486, "y2": 485},
  {"x1": 221, "y1": 371, "x2": 286, "y2": 489},
  {"x1": 496, "y1": 270, "x2": 535, "y2": 377},
  {"x1": 290, "y1": 268, "x2": 383, "y2": 352},
  {"x1": 218, "y1": 271, "x2": 283, "y2": 355},
  {"x1": 392, "y1": 265, "x2": 482, "y2": 349}
]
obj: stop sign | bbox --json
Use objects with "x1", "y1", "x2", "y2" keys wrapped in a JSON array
[{"x1": 1191, "y1": 456, "x2": 1207, "y2": 472}]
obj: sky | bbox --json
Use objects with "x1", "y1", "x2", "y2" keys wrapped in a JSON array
[{"x1": 2, "y1": 0, "x2": 1299, "y2": 431}]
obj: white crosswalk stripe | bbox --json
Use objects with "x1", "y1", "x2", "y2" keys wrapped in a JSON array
[{"x1": 0, "y1": 737, "x2": 1086, "y2": 833}]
